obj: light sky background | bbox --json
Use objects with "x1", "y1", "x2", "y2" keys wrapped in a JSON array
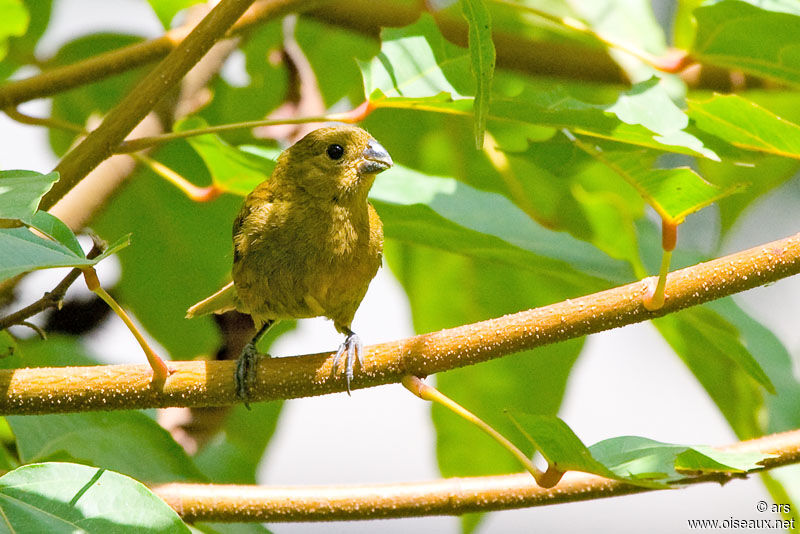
[{"x1": 2, "y1": 1, "x2": 800, "y2": 533}]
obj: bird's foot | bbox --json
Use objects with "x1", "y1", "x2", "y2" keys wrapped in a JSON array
[
  {"x1": 332, "y1": 332, "x2": 363, "y2": 395},
  {"x1": 235, "y1": 342, "x2": 269, "y2": 409}
]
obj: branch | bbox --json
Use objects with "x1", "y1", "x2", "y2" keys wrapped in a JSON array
[
  {"x1": 40, "y1": 0, "x2": 305, "y2": 211},
  {"x1": 0, "y1": 0, "x2": 317, "y2": 110},
  {"x1": 154, "y1": 428, "x2": 800, "y2": 521},
  {"x1": 0, "y1": 232, "x2": 798, "y2": 415}
]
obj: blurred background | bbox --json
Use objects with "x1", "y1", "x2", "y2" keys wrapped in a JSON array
[{"x1": 1, "y1": 0, "x2": 799, "y2": 532}]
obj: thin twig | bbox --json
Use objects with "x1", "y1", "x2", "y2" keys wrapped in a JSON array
[
  {"x1": 117, "y1": 114, "x2": 338, "y2": 153},
  {"x1": 153, "y1": 428, "x2": 800, "y2": 521},
  {"x1": 0, "y1": 243, "x2": 104, "y2": 331},
  {"x1": 4, "y1": 107, "x2": 86, "y2": 134},
  {"x1": 0, "y1": 232, "x2": 796, "y2": 415},
  {"x1": 402, "y1": 375, "x2": 549, "y2": 484}
]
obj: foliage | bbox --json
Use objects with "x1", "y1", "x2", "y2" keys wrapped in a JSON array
[{"x1": 0, "y1": 0, "x2": 799, "y2": 531}]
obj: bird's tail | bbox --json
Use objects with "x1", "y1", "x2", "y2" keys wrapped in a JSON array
[{"x1": 186, "y1": 281, "x2": 237, "y2": 318}]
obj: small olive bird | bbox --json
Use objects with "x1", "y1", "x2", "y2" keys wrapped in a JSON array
[{"x1": 187, "y1": 125, "x2": 393, "y2": 402}]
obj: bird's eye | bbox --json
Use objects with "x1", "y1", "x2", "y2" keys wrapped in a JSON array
[{"x1": 326, "y1": 144, "x2": 344, "y2": 160}]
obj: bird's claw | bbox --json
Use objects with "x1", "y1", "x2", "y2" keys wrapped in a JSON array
[
  {"x1": 332, "y1": 332, "x2": 363, "y2": 395},
  {"x1": 235, "y1": 342, "x2": 268, "y2": 410}
]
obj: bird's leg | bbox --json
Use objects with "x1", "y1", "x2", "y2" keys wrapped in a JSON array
[
  {"x1": 235, "y1": 319, "x2": 275, "y2": 409},
  {"x1": 332, "y1": 326, "x2": 363, "y2": 395}
]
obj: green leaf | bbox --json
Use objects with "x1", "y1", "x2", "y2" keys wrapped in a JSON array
[
  {"x1": 147, "y1": 0, "x2": 203, "y2": 28},
  {"x1": 25, "y1": 211, "x2": 83, "y2": 256},
  {"x1": 507, "y1": 413, "x2": 621, "y2": 479},
  {"x1": 680, "y1": 307, "x2": 775, "y2": 394},
  {"x1": 363, "y1": 33, "x2": 716, "y2": 159},
  {"x1": 654, "y1": 307, "x2": 770, "y2": 439},
  {"x1": 675, "y1": 446, "x2": 768, "y2": 473},
  {"x1": 688, "y1": 93, "x2": 800, "y2": 159},
  {"x1": 489, "y1": 79, "x2": 719, "y2": 160},
  {"x1": 590, "y1": 436, "x2": 770, "y2": 481},
  {"x1": 200, "y1": 21, "x2": 287, "y2": 138},
  {"x1": 371, "y1": 164, "x2": 632, "y2": 284},
  {"x1": 8, "y1": 411, "x2": 205, "y2": 483},
  {"x1": 0, "y1": 331, "x2": 16, "y2": 359},
  {"x1": 358, "y1": 15, "x2": 472, "y2": 103},
  {"x1": 0, "y1": 226, "x2": 94, "y2": 281},
  {"x1": 176, "y1": 116, "x2": 273, "y2": 196},
  {"x1": 295, "y1": 17, "x2": 380, "y2": 108},
  {"x1": 705, "y1": 299, "x2": 800, "y2": 435},
  {"x1": 703, "y1": 155, "x2": 800, "y2": 236},
  {"x1": 0, "y1": 199, "x2": 128, "y2": 282},
  {"x1": 461, "y1": 0, "x2": 495, "y2": 148},
  {"x1": 692, "y1": 0, "x2": 800, "y2": 86},
  {"x1": 588, "y1": 148, "x2": 737, "y2": 223},
  {"x1": 0, "y1": 169, "x2": 58, "y2": 221},
  {"x1": 605, "y1": 78, "x2": 716, "y2": 159},
  {"x1": 193, "y1": 401, "x2": 282, "y2": 484},
  {"x1": 1, "y1": 335, "x2": 96, "y2": 369},
  {"x1": 570, "y1": 183, "x2": 645, "y2": 275},
  {"x1": 97, "y1": 233, "x2": 133, "y2": 260},
  {"x1": 0, "y1": 0, "x2": 50, "y2": 81},
  {"x1": 592, "y1": 437, "x2": 688, "y2": 481},
  {"x1": 0, "y1": 462, "x2": 190, "y2": 533},
  {"x1": 507, "y1": 416, "x2": 770, "y2": 486},
  {"x1": 0, "y1": 0, "x2": 28, "y2": 62}
]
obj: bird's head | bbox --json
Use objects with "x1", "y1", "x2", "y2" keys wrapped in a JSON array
[{"x1": 275, "y1": 125, "x2": 393, "y2": 203}]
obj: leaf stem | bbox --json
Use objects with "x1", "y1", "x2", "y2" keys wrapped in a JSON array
[
  {"x1": 116, "y1": 101, "x2": 375, "y2": 154},
  {"x1": 643, "y1": 250, "x2": 672, "y2": 311},
  {"x1": 117, "y1": 114, "x2": 337, "y2": 153},
  {"x1": 402, "y1": 375, "x2": 546, "y2": 484},
  {"x1": 81, "y1": 267, "x2": 170, "y2": 381},
  {"x1": 133, "y1": 154, "x2": 222, "y2": 202},
  {"x1": 644, "y1": 219, "x2": 679, "y2": 311},
  {"x1": 4, "y1": 107, "x2": 86, "y2": 134}
]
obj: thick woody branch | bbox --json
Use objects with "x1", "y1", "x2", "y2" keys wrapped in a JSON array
[
  {"x1": 0, "y1": 233, "x2": 797, "y2": 415},
  {"x1": 154, "y1": 429, "x2": 800, "y2": 521}
]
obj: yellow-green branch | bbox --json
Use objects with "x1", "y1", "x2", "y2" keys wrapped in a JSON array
[
  {"x1": 0, "y1": 232, "x2": 797, "y2": 415},
  {"x1": 154, "y1": 428, "x2": 800, "y2": 521}
]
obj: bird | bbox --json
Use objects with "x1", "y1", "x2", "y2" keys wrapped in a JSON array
[{"x1": 186, "y1": 125, "x2": 393, "y2": 403}]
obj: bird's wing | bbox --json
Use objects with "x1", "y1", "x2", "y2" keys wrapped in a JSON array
[{"x1": 185, "y1": 281, "x2": 238, "y2": 318}]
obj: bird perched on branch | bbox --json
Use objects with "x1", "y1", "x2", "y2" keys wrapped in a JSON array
[{"x1": 187, "y1": 125, "x2": 393, "y2": 402}]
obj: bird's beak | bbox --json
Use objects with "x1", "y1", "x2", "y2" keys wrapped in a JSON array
[{"x1": 359, "y1": 139, "x2": 393, "y2": 174}]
